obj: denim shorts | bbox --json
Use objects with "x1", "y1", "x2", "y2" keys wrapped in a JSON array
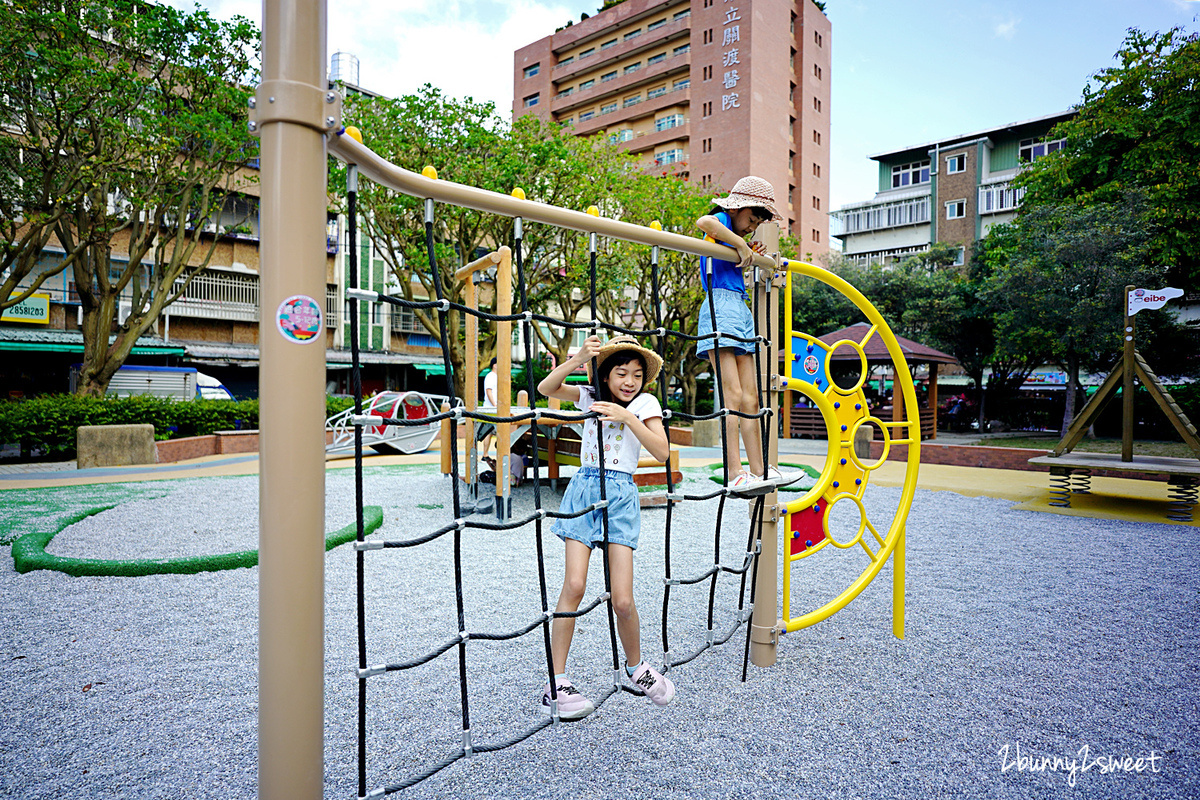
[
  {"x1": 697, "y1": 288, "x2": 757, "y2": 357},
  {"x1": 552, "y1": 467, "x2": 640, "y2": 550}
]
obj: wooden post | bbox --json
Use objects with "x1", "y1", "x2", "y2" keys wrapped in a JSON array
[
  {"x1": 1122, "y1": 285, "x2": 1135, "y2": 462},
  {"x1": 495, "y1": 248, "x2": 513, "y2": 514}
]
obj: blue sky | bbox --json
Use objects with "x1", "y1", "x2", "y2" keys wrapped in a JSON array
[{"x1": 183, "y1": 0, "x2": 1199, "y2": 213}]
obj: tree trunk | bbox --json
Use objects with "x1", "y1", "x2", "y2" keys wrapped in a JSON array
[{"x1": 1061, "y1": 359, "x2": 1080, "y2": 436}]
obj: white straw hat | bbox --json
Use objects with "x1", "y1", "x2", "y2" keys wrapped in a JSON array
[
  {"x1": 712, "y1": 176, "x2": 783, "y2": 222},
  {"x1": 588, "y1": 335, "x2": 663, "y2": 387}
]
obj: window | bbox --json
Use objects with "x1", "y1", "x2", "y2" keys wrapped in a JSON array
[
  {"x1": 560, "y1": 117, "x2": 573, "y2": 126},
  {"x1": 1019, "y1": 136, "x2": 1065, "y2": 162},
  {"x1": 601, "y1": 38, "x2": 618, "y2": 49},
  {"x1": 815, "y1": 31, "x2": 823, "y2": 47},
  {"x1": 579, "y1": 47, "x2": 595, "y2": 60},
  {"x1": 702, "y1": 137, "x2": 712, "y2": 153},
  {"x1": 891, "y1": 160, "x2": 930, "y2": 188},
  {"x1": 813, "y1": 163, "x2": 821, "y2": 178},
  {"x1": 600, "y1": 102, "x2": 617, "y2": 114},
  {"x1": 601, "y1": 70, "x2": 618, "y2": 82},
  {"x1": 811, "y1": 229, "x2": 821, "y2": 243},
  {"x1": 952, "y1": 246, "x2": 965, "y2": 266},
  {"x1": 624, "y1": 62, "x2": 641, "y2": 74},
  {"x1": 813, "y1": 130, "x2": 821, "y2": 145},
  {"x1": 812, "y1": 196, "x2": 820, "y2": 210},
  {"x1": 788, "y1": 152, "x2": 794, "y2": 170},
  {"x1": 655, "y1": 148, "x2": 684, "y2": 166},
  {"x1": 523, "y1": 93, "x2": 539, "y2": 108},
  {"x1": 945, "y1": 200, "x2": 966, "y2": 219},
  {"x1": 648, "y1": 52, "x2": 666, "y2": 65},
  {"x1": 614, "y1": 128, "x2": 634, "y2": 142},
  {"x1": 648, "y1": 19, "x2": 666, "y2": 31},
  {"x1": 580, "y1": 110, "x2": 595, "y2": 121},
  {"x1": 703, "y1": 28, "x2": 713, "y2": 45},
  {"x1": 674, "y1": 9, "x2": 690, "y2": 20},
  {"x1": 558, "y1": 56, "x2": 574, "y2": 67},
  {"x1": 555, "y1": 87, "x2": 574, "y2": 98},
  {"x1": 580, "y1": 79, "x2": 594, "y2": 90},
  {"x1": 812, "y1": 97, "x2": 821, "y2": 112},
  {"x1": 790, "y1": 13, "x2": 796, "y2": 34},
  {"x1": 946, "y1": 154, "x2": 966, "y2": 174},
  {"x1": 702, "y1": 65, "x2": 712, "y2": 81},
  {"x1": 624, "y1": 29, "x2": 642, "y2": 40},
  {"x1": 648, "y1": 85, "x2": 666, "y2": 99},
  {"x1": 813, "y1": 64, "x2": 822, "y2": 79},
  {"x1": 673, "y1": 78, "x2": 690, "y2": 90},
  {"x1": 702, "y1": 101, "x2": 712, "y2": 117},
  {"x1": 655, "y1": 113, "x2": 684, "y2": 131},
  {"x1": 674, "y1": 43, "x2": 690, "y2": 56},
  {"x1": 623, "y1": 94, "x2": 642, "y2": 107},
  {"x1": 523, "y1": 63, "x2": 540, "y2": 78}
]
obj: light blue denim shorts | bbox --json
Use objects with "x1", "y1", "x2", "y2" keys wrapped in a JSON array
[
  {"x1": 697, "y1": 288, "x2": 756, "y2": 357},
  {"x1": 552, "y1": 466, "x2": 640, "y2": 550}
]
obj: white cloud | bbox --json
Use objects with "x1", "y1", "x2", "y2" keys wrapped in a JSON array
[
  {"x1": 174, "y1": 0, "x2": 589, "y2": 114},
  {"x1": 993, "y1": 15, "x2": 1020, "y2": 40}
]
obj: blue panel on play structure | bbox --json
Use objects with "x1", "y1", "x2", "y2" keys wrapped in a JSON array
[{"x1": 789, "y1": 335, "x2": 828, "y2": 388}]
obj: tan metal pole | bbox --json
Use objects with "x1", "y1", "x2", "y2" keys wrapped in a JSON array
[
  {"x1": 750, "y1": 223, "x2": 781, "y2": 668},
  {"x1": 256, "y1": 1, "x2": 327, "y2": 798}
]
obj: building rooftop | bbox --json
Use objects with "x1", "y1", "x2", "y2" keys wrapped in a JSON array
[{"x1": 867, "y1": 109, "x2": 1076, "y2": 162}]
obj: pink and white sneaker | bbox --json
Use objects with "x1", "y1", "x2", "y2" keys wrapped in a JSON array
[
  {"x1": 631, "y1": 662, "x2": 675, "y2": 706},
  {"x1": 541, "y1": 679, "x2": 594, "y2": 720}
]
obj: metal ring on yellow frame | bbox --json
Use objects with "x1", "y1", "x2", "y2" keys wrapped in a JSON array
[
  {"x1": 823, "y1": 334, "x2": 871, "y2": 397},
  {"x1": 784, "y1": 377, "x2": 842, "y2": 510},
  {"x1": 780, "y1": 259, "x2": 921, "y2": 635},
  {"x1": 820, "y1": 492, "x2": 874, "y2": 550},
  {"x1": 848, "y1": 415, "x2": 891, "y2": 471}
]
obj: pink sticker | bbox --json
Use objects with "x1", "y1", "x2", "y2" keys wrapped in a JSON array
[{"x1": 276, "y1": 295, "x2": 323, "y2": 344}]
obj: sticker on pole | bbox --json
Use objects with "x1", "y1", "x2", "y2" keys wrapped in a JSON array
[{"x1": 275, "y1": 295, "x2": 323, "y2": 343}]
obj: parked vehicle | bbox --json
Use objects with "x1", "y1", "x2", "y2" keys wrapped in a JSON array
[{"x1": 69, "y1": 365, "x2": 234, "y2": 401}]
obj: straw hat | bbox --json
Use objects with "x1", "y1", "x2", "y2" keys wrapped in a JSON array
[
  {"x1": 712, "y1": 176, "x2": 783, "y2": 222},
  {"x1": 589, "y1": 335, "x2": 663, "y2": 387}
]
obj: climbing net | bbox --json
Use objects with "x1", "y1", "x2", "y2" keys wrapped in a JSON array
[{"x1": 331, "y1": 133, "x2": 917, "y2": 800}]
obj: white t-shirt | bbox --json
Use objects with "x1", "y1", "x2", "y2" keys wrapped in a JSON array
[
  {"x1": 482, "y1": 369, "x2": 498, "y2": 409},
  {"x1": 576, "y1": 386, "x2": 663, "y2": 474}
]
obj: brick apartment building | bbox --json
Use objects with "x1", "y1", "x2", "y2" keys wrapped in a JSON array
[
  {"x1": 513, "y1": 0, "x2": 831, "y2": 255},
  {"x1": 830, "y1": 111, "x2": 1075, "y2": 267}
]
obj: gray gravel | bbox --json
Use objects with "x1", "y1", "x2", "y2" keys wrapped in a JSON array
[{"x1": 1, "y1": 463, "x2": 1198, "y2": 799}]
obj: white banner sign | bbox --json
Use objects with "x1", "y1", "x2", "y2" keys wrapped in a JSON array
[{"x1": 1127, "y1": 287, "x2": 1183, "y2": 315}]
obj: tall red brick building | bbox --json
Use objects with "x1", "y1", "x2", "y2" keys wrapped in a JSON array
[{"x1": 513, "y1": 0, "x2": 831, "y2": 255}]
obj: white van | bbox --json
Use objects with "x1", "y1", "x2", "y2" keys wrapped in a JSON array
[{"x1": 70, "y1": 365, "x2": 233, "y2": 400}]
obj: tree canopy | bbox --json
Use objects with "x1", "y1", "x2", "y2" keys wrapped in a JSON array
[
  {"x1": 0, "y1": 0, "x2": 259, "y2": 395},
  {"x1": 1016, "y1": 27, "x2": 1200, "y2": 288}
]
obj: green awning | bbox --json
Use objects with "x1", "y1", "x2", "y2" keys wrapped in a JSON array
[
  {"x1": 414, "y1": 362, "x2": 447, "y2": 376},
  {"x1": 0, "y1": 341, "x2": 185, "y2": 355}
]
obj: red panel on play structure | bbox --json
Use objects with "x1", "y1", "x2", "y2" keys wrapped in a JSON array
[{"x1": 789, "y1": 500, "x2": 827, "y2": 555}]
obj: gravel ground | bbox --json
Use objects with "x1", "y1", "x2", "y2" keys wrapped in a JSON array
[{"x1": 1, "y1": 463, "x2": 1197, "y2": 799}]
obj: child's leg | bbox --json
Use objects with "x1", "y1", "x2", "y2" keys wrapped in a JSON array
[
  {"x1": 734, "y1": 353, "x2": 765, "y2": 477},
  {"x1": 606, "y1": 543, "x2": 640, "y2": 669},
  {"x1": 709, "y1": 349, "x2": 751, "y2": 477},
  {"x1": 480, "y1": 432, "x2": 492, "y2": 459},
  {"x1": 551, "y1": 538, "x2": 593, "y2": 675}
]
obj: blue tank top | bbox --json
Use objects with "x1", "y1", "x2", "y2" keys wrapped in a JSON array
[{"x1": 700, "y1": 211, "x2": 746, "y2": 295}]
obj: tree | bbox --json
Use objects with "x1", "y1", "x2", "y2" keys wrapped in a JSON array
[
  {"x1": 0, "y1": 0, "x2": 259, "y2": 395},
  {"x1": 980, "y1": 198, "x2": 1168, "y2": 433},
  {"x1": 339, "y1": 85, "x2": 704, "y2": 399},
  {"x1": 1017, "y1": 27, "x2": 1200, "y2": 288}
]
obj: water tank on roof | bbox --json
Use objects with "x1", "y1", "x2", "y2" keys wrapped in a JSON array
[{"x1": 330, "y1": 51, "x2": 360, "y2": 86}]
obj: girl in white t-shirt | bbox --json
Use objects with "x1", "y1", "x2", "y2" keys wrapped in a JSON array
[{"x1": 536, "y1": 334, "x2": 675, "y2": 720}]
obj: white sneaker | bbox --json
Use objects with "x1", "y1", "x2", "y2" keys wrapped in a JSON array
[
  {"x1": 541, "y1": 679, "x2": 594, "y2": 720},
  {"x1": 630, "y1": 662, "x2": 675, "y2": 706}
]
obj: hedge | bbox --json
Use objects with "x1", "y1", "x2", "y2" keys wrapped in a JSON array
[{"x1": 0, "y1": 394, "x2": 356, "y2": 461}]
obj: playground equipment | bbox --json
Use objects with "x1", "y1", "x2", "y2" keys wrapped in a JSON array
[
  {"x1": 1029, "y1": 285, "x2": 1200, "y2": 522},
  {"x1": 325, "y1": 391, "x2": 447, "y2": 455}
]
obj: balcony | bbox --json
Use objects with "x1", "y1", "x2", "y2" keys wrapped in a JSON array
[
  {"x1": 552, "y1": 49, "x2": 690, "y2": 116},
  {"x1": 829, "y1": 195, "x2": 930, "y2": 237},
  {"x1": 978, "y1": 182, "x2": 1025, "y2": 215},
  {"x1": 550, "y1": 13, "x2": 690, "y2": 83},
  {"x1": 170, "y1": 271, "x2": 260, "y2": 322}
]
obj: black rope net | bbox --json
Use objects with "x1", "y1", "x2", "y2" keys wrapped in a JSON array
[{"x1": 345, "y1": 173, "x2": 790, "y2": 799}]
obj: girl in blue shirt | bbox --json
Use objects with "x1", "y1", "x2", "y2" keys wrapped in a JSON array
[{"x1": 696, "y1": 176, "x2": 783, "y2": 487}]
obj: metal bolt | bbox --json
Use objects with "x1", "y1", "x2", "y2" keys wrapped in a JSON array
[
  {"x1": 248, "y1": 121, "x2": 257, "y2": 132},
  {"x1": 326, "y1": 92, "x2": 336, "y2": 103},
  {"x1": 268, "y1": 96, "x2": 276, "y2": 103},
  {"x1": 325, "y1": 116, "x2": 336, "y2": 128},
  {"x1": 248, "y1": 97, "x2": 256, "y2": 108}
]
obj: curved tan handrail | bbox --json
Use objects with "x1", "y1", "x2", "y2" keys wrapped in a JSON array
[{"x1": 327, "y1": 129, "x2": 777, "y2": 269}]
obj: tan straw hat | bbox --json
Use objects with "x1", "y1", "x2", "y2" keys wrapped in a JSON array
[
  {"x1": 588, "y1": 335, "x2": 663, "y2": 387},
  {"x1": 712, "y1": 176, "x2": 783, "y2": 222}
]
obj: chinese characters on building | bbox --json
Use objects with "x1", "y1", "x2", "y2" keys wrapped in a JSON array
[{"x1": 721, "y1": 4, "x2": 741, "y2": 112}]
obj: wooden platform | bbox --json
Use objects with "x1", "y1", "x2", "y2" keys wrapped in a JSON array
[{"x1": 1027, "y1": 452, "x2": 1200, "y2": 522}]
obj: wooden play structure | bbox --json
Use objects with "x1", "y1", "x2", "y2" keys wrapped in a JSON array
[{"x1": 1028, "y1": 285, "x2": 1200, "y2": 522}]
